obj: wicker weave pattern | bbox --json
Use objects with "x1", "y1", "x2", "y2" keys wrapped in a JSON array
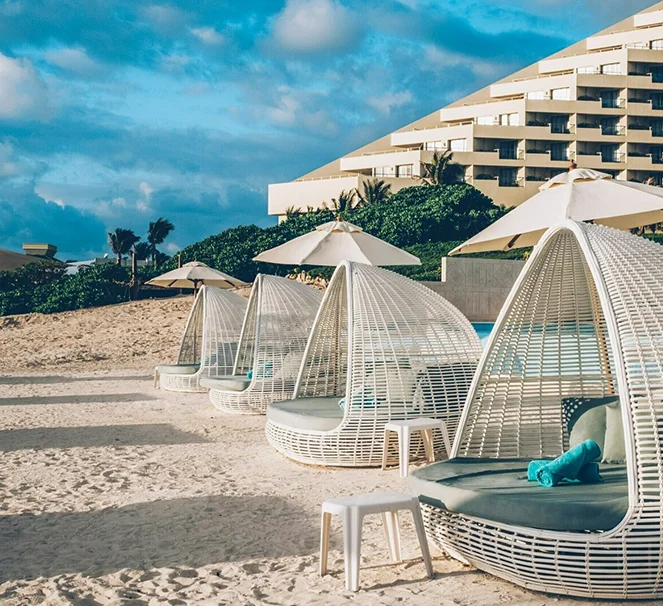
[
  {"x1": 265, "y1": 262, "x2": 482, "y2": 467},
  {"x1": 422, "y1": 220, "x2": 663, "y2": 599},
  {"x1": 208, "y1": 275, "x2": 323, "y2": 414},
  {"x1": 157, "y1": 286, "x2": 247, "y2": 392}
]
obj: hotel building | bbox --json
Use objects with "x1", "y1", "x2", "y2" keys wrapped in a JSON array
[{"x1": 268, "y1": 2, "x2": 663, "y2": 219}]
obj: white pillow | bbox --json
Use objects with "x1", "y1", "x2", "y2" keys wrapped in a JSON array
[
  {"x1": 569, "y1": 405, "x2": 606, "y2": 452},
  {"x1": 602, "y1": 401, "x2": 626, "y2": 463},
  {"x1": 367, "y1": 365, "x2": 418, "y2": 403},
  {"x1": 272, "y1": 351, "x2": 303, "y2": 381}
]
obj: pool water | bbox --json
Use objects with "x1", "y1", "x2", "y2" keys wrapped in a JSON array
[{"x1": 472, "y1": 322, "x2": 495, "y2": 347}]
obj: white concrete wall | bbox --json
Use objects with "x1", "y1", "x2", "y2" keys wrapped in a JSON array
[{"x1": 422, "y1": 257, "x2": 526, "y2": 322}]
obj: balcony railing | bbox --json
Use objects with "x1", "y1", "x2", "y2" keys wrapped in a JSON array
[
  {"x1": 601, "y1": 97, "x2": 625, "y2": 109},
  {"x1": 551, "y1": 124, "x2": 575, "y2": 134},
  {"x1": 602, "y1": 152, "x2": 625, "y2": 163},
  {"x1": 498, "y1": 149, "x2": 525, "y2": 160},
  {"x1": 601, "y1": 124, "x2": 625, "y2": 136},
  {"x1": 653, "y1": 155, "x2": 663, "y2": 164}
]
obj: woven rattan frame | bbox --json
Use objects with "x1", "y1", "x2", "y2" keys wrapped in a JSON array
[
  {"x1": 420, "y1": 220, "x2": 663, "y2": 599},
  {"x1": 208, "y1": 275, "x2": 323, "y2": 414},
  {"x1": 157, "y1": 286, "x2": 247, "y2": 392},
  {"x1": 265, "y1": 261, "x2": 482, "y2": 467}
]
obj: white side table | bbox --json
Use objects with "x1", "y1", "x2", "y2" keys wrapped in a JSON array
[
  {"x1": 319, "y1": 491, "x2": 434, "y2": 592},
  {"x1": 382, "y1": 418, "x2": 452, "y2": 478}
]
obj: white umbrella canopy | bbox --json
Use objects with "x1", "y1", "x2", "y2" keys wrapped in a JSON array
[
  {"x1": 252, "y1": 219, "x2": 421, "y2": 267},
  {"x1": 450, "y1": 168, "x2": 663, "y2": 255},
  {"x1": 146, "y1": 261, "x2": 246, "y2": 289}
]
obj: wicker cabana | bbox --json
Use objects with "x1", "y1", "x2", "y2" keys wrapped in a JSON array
[
  {"x1": 410, "y1": 220, "x2": 663, "y2": 599},
  {"x1": 155, "y1": 286, "x2": 247, "y2": 392},
  {"x1": 265, "y1": 261, "x2": 481, "y2": 467},
  {"x1": 205, "y1": 275, "x2": 323, "y2": 414}
]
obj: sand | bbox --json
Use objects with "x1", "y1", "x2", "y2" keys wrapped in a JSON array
[{"x1": 0, "y1": 299, "x2": 657, "y2": 604}]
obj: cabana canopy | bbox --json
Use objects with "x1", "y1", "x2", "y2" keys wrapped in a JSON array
[
  {"x1": 450, "y1": 168, "x2": 663, "y2": 255},
  {"x1": 155, "y1": 285, "x2": 247, "y2": 392},
  {"x1": 411, "y1": 220, "x2": 663, "y2": 599},
  {"x1": 147, "y1": 261, "x2": 245, "y2": 289},
  {"x1": 204, "y1": 275, "x2": 323, "y2": 414},
  {"x1": 265, "y1": 261, "x2": 482, "y2": 467}
]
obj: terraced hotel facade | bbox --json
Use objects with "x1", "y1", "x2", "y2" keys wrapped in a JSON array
[{"x1": 269, "y1": 2, "x2": 663, "y2": 219}]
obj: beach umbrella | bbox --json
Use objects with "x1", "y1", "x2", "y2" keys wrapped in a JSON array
[
  {"x1": 146, "y1": 261, "x2": 245, "y2": 291},
  {"x1": 253, "y1": 219, "x2": 421, "y2": 266},
  {"x1": 450, "y1": 168, "x2": 663, "y2": 255}
]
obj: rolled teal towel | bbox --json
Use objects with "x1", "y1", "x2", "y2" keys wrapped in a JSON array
[
  {"x1": 528, "y1": 459, "x2": 604, "y2": 484},
  {"x1": 576, "y1": 462, "x2": 604, "y2": 484},
  {"x1": 536, "y1": 440, "x2": 602, "y2": 488},
  {"x1": 247, "y1": 369, "x2": 253, "y2": 379}
]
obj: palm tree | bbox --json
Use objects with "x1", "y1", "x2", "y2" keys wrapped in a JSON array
[
  {"x1": 417, "y1": 150, "x2": 465, "y2": 185},
  {"x1": 284, "y1": 205, "x2": 301, "y2": 221},
  {"x1": 355, "y1": 178, "x2": 391, "y2": 207},
  {"x1": 147, "y1": 217, "x2": 175, "y2": 266},
  {"x1": 108, "y1": 228, "x2": 140, "y2": 265},
  {"x1": 133, "y1": 241, "x2": 151, "y2": 261},
  {"x1": 329, "y1": 190, "x2": 357, "y2": 215}
]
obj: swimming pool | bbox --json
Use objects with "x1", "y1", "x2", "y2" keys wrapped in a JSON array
[{"x1": 472, "y1": 322, "x2": 494, "y2": 347}]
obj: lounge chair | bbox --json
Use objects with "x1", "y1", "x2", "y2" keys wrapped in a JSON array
[
  {"x1": 207, "y1": 275, "x2": 323, "y2": 414},
  {"x1": 265, "y1": 261, "x2": 482, "y2": 467},
  {"x1": 409, "y1": 220, "x2": 663, "y2": 600},
  {"x1": 155, "y1": 285, "x2": 247, "y2": 392}
]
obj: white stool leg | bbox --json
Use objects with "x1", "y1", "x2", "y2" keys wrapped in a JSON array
[
  {"x1": 388, "y1": 512, "x2": 402, "y2": 562},
  {"x1": 440, "y1": 422, "x2": 452, "y2": 458},
  {"x1": 398, "y1": 427, "x2": 411, "y2": 478},
  {"x1": 422, "y1": 429, "x2": 435, "y2": 462},
  {"x1": 410, "y1": 503, "x2": 434, "y2": 579},
  {"x1": 343, "y1": 508, "x2": 363, "y2": 591},
  {"x1": 381, "y1": 429, "x2": 391, "y2": 471},
  {"x1": 154, "y1": 369, "x2": 159, "y2": 389},
  {"x1": 320, "y1": 511, "x2": 332, "y2": 576},
  {"x1": 381, "y1": 512, "x2": 396, "y2": 561}
]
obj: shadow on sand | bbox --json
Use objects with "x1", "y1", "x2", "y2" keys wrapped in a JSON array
[
  {"x1": 0, "y1": 392, "x2": 157, "y2": 406},
  {"x1": 0, "y1": 423, "x2": 208, "y2": 451},
  {"x1": 0, "y1": 374, "x2": 152, "y2": 385},
  {"x1": 0, "y1": 494, "x2": 317, "y2": 582}
]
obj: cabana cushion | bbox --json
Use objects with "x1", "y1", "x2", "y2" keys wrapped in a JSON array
[
  {"x1": 267, "y1": 397, "x2": 344, "y2": 431},
  {"x1": 409, "y1": 458, "x2": 628, "y2": 532},
  {"x1": 200, "y1": 376, "x2": 251, "y2": 392},
  {"x1": 156, "y1": 364, "x2": 200, "y2": 375}
]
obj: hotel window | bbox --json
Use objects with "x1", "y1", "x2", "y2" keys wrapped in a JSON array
[
  {"x1": 499, "y1": 113, "x2": 520, "y2": 126},
  {"x1": 476, "y1": 115, "x2": 494, "y2": 125},
  {"x1": 424, "y1": 141, "x2": 445, "y2": 151},
  {"x1": 551, "y1": 87, "x2": 571, "y2": 100},
  {"x1": 652, "y1": 39, "x2": 663, "y2": 50},
  {"x1": 374, "y1": 166, "x2": 395, "y2": 177},
  {"x1": 396, "y1": 164, "x2": 413, "y2": 178},
  {"x1": 449, "y1": 138, "x2": 467, "y2": 152},
  {"x1": 601, "y1": 63, "x2": 621, "y2": 75},
  {"x1": 526, "y1": 91, "x2": 545, "y2": 100},
  {"x1": 577, "y1": 66, "x2": 596, "y2": 74}
]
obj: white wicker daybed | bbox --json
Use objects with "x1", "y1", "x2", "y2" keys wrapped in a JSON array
[
  {"x1": 409, "y1": 220, "x2": 663, "y2": 600},
  {"x1": 205, "y1": 275, "x2": 323, "y2": 414},
  {"x1": 155, "y1": 285, "x2": 247, "y2": 392},
  {"x1": 265, "y1": 261, "x2": 482, "y2": 467}
]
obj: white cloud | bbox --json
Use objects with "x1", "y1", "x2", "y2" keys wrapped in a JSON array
[
  {"x1": 45, "y1": 47, "x2": 103, "y2": 77},
  {"x1": 139, "y1": 181, "x2": 154, "y2": 198},
  {"x1": 270, "y1": 0, "x2": 363, "y2": 56},
  {"x1": 190, "y1": 26, "x2": 225, "y2": 46},
  {"x1": 367, "y1": 91, "x2": 412, "y2": 115},
  {"x1": 0, "y1": 53, "x2": 50, "y2": 121}
]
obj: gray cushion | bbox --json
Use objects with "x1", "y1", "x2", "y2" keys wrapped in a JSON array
[
  {"x1": 267, "y1": 397, "x2": 344, "y2": 431},
  {"x1": 408, "y1": 458, "x2": 628, "y2": 532},
  {"x1": 156, "y1": 364, "x2": 200, "y2": 375},
  {"x1": 200, "y1": 375, "x2": 251, "y2": 392}
]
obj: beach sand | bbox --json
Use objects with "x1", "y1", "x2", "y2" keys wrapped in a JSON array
[{"x1": 0, "y1": 299, "x2": 655, "y2": 604}]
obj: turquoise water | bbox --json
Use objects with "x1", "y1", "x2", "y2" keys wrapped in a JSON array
[{"x1": 472, "y1": 322, "x2": 494, "y2": 344}]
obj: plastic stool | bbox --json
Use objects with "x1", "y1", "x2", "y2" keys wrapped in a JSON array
[
  {"x1": 382, "y1": 418, "x2": 452, "y2": 478},
  {"x1": 319, "y1": 491, "x2": 434, "y2": 591}
]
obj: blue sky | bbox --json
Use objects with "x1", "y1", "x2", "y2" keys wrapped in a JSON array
[{"x1": 0, "y1": 0, "x2": 654, "y2": 259}]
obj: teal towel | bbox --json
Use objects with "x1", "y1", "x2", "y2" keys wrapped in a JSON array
[
  {"x1": 527, "y1": 459, "x2": 603, "y2": 484},
  {"x1": 247, "y1": 369, "x2": 253, "y2": 379},
  {"x1": 536, "y1": 440, "x2": 602, "y2": 488}
]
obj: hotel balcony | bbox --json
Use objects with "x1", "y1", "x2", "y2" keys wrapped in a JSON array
[
  {"x1": 338, "y1": 148, "x2": 431, "y2": 174},
  {"x1": 268, "y1": 175, "x2": 415, "y2": 216}
]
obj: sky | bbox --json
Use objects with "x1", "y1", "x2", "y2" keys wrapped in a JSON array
[{"x1": 0, "y1": 0, "x2": 656, "y2": 260}]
